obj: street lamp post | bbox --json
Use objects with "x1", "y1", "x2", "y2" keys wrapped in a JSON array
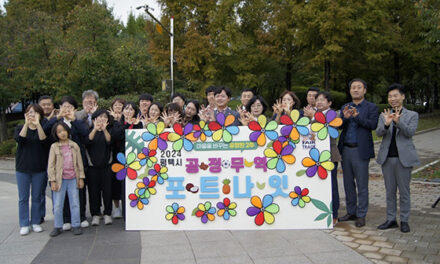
[{"x1": 137, "y1": 5, "x2": 174, "y2": 97}]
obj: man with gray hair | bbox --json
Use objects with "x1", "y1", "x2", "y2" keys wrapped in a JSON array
[{"x1": 75, "y1": 90, "x2": 99, "y2": 128}]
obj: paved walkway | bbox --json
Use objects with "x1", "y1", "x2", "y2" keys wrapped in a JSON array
[
  {"x1": 0, "y1": 128, "x2": 439, "y2": 264},
  {"x1": 331, "y1": 129, "x2": 440, "y2": 264}
]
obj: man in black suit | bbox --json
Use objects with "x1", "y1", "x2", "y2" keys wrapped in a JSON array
[{"x1": 338, "y1": 79, "x2": 379, "y2": 227}]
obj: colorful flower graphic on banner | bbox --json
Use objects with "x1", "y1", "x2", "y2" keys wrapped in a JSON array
[
  {"x1": 194, "y1": 201, "x2": 217, "y2": 223},
  {"x1": 167, "y1": 123, "x2": 196, "y2": 151},
  {"x1": 277, "y1": 134, "x2": 298, "y2": 149},
  {"x1": 246, "y1": 195, "x2": 280, "y2": 226},
  {"x1": 302, "y1": 148, "x2": 334, "y2": 179},
  {"x1": 142, "y1": 122, "x2": 169, "y2": 150},
  {"x1": 128, "y1": 193, "x2": 149, "y2": 210},
  {"x1": 289, "y1": 186, "x2": 311, "y2": 208},
  {"x1": 165, "y1": 203, "x2": 185, "y2": 225},
  {"x1": 186, "y1": 120, "x2": 212, "y2": 142},
  {"x1": 248, "y1": 115, "x2": 278, "y2": 146},
  {"x1": 311, "y1": 110, "x2": 342, "y2": 140},
  {"x1": 136, "y1": 177, "x2": 157, "y2": 197},
  {"x1": 264, "y1": 140, "x2": 295, "y2": 173},
  {"x1": 137, "y1": 148, "x2": 157, "y2": 168},
  {"x1": 129, "y1": 178, "x2": 157, "y2": 210},
  {"x1": 280, "y1": 109, "x2": 310, "y2": 141},
  {"x1": 216, "y1": 198, "x2": 237, "y2": 220},
  {"x1": 208, "y1": 112, "x2": 239, "y2": 143},
  {"x1": 148, "y1": 163, "x2": 168, "y2": 184},
  {"x1": 111, "y1": 152, "x2": 141, "y2": 180}
]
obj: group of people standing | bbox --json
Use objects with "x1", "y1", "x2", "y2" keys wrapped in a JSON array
[
  {"x1": 335, "y1": 80, "x2": 419, "y2": 233},
  {"x1": 15, "y1": 79, "x2": 419, "y2": 237}
]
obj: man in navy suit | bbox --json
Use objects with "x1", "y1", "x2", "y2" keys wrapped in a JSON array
[
  {"x1": 338, "y1": 79, "x2": 379, "y2": 227},
  {"x1": 376, "y1": 84, "x2": 419, "y2": 233}
]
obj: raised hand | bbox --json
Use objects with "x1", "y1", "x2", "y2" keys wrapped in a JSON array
[
  {"x1": 31, "y1": 113, "x2": 40, "y2": 126},
  {"x1": 272, "y1": 99, "x2": 283, "y2": 115},
  {"x1": 24, "y1": 112, "x2": 31, "y2": 125},
  {"x1": 391, "y1": 109, "x2": 401, "y2": 124},
  {"x1": 92, "y1": 119, "x2": 100, "y2": 131},
  {"x1": 108, "y1": 107, "x2": 117, "y2": 119},
  {"x1": 382, "y1": 109, "x2": 393, "y2": 126},
  {"x1": 236, "y1": 105, "x2": 246, "y2": 116},
  {"x1": 351, "y1": 107, "x2": 359, "y2": 117},
  {"x1": 171, "y1": 112, "x2": 181, "y2": 126},
  {"x1": 48, "y1": 109, "x2": 57, "y2": 120},
  {"x1": 342, "y1": 105, "x2": 352, "y2": 119},
  {"x1": 303, "y1": 105, "x2": 316, "y2": 118},
  {"x1": 239, "y1": 112, "x2": 253, "y2": 126},
  {"x1": 57, "y1": 107, "x2": 66, "y2": 120}
]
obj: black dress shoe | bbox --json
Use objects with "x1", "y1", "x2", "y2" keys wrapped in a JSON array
[
  {"x1": 400, "y1": 222, "x2": 410, "y2": 233},
  {"x1": 377, "y1": 220, "x2": 398, "y2": 230},
  {"x1": 355, "y1": 217, "x2": 366, "y2": 227},
  {"x1": 338, "y1": 214, "x2": 357, "y2": 222}
]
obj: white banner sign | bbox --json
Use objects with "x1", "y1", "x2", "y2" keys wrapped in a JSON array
[{"x1": 112, "y1": 110, "x2": 342, "y2": 230}]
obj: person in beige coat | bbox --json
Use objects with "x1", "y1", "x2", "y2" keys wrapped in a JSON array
[{"x1": 48, "y1": 122, "x2": 85, "y2": 237}]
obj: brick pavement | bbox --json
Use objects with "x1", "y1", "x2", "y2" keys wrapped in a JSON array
[{"x1": 331, "y1": 129, "x2": 440, "y2": 264}]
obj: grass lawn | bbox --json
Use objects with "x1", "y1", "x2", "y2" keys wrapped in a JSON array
[
  {"x1": 412, "y1": 161, "x2": 440, "y2": 180},
  {"x1": 373, "y1": 112, "x2": 440, "y2": 141}
]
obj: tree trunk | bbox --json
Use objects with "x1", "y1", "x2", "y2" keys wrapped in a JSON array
[
  {"x1": 324, "y1": 60, "x2": 330, "y2": 91},
  {"x1": 286, "y1": 62, "x2": 292, "y2": 91},
  {"x1": 0, "y1": 111, "x2": 8, "y2": 143},
  {"x1": 394, "y1": 52, "x2": 400, "y2": 83}
]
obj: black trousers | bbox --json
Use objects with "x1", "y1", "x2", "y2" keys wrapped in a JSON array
[
  {"x1": 111, "y1": 171, "x2": 121, "y2": 201},
  {"x1": 87, "y1": 165, "x2": 112, "y2": 216}
]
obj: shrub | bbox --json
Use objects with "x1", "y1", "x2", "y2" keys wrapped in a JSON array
[
  {"x1": 0, "y1": 139, "x2": 16, "y2": 156},
  {"x1": 290, "y1": 86, "x2": 347, "y2": 110},
  {"x1": 98, "y1": 89, "x2": 204, "y2": 110}
]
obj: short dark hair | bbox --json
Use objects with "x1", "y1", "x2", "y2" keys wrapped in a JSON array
[
  {"x1": 91, "y1": 108, "x2": 113, "y2": 126},
  {"x1": 205, "y1": 85, "x2": 217, "y2": 95},
  {"x1": 246, "y1": 95, "x2": 268, "y2": 114},
  {"x1": 25, "y1": 104, "x2": 45, "y2": 121},
  {"x1": 138, "y1": 93, "x2": 153, "y2": 103},
  {"x1": 172, "y1": 93, "x2": 186, "y2": 104},
  {"x1": 387, "y1": 83, "x2": 405, "y2": 95},
  {"x1": 147, "y1": 102, "x2": 163, "y2": 118},
  {"x1": 279, "y1": 90, "x2": 301, "y2": 109},
  {"x1": 122, "y1": 101, "x2": 139, "y2": 119},
  {"x1": 38, "y1": 95, "x2": 53, "y2": 104},
  {"x1": 51, "y1": 121, "x2": 71, "y2": 142},
  {"x1": 59, "y1": 96, "x2": 78, "y2": 109},
  {"x1": 164, "y1": 102, "x2": 182, "y2": 116},
  {"x1": 315, "y1": 91, "x2": 333, "y2": 103},
  {"x1": 214, "y1": 86, "x2": 232, "y2": 98},
  {"x1": 349, "y1": 78, "x2": 367, "y2": 89},
  {"x1": 241, "y1": 88, "x2": 255, "y2": 95},
  {"x1": 307, "y1": 87, "x2": 320, "y2": 95}
]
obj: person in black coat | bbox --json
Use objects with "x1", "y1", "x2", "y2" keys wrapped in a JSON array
[
  {"x1": 85, "y1": 109, "x2": 119, "y2": 226},
  {"x1": 337, "y1": 79, "x2": 379, "y2": 228}
]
